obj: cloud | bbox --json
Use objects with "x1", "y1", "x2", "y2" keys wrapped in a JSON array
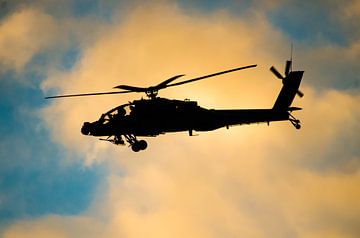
[
  {"x1": 3, "y1": 1, "x2": 360, "y2": 238},
  {"x1": 343, "y1": 0, "x2": 360, "y2": 19},
  {"x1": 0, "y1": 8, "x2": 57, "y2": 71},
  {"x1": 267, "y1": 0, "x2": 360, "y2": 46},
  {"x1": 2, "y1": 215, "x2": 103, "y2": 238},
  {"x1": 295, "y1": 40, "x2": 360, "y2": 90},
  {"x1": 0, "y1": 3, "x2": 110, "y2": 79},
  {"x1": 4, "y1": 103, "x2": 360, "y2": 237},
  {"x1": 0, "y1": 2, "x2": 114, "y2": 226}
]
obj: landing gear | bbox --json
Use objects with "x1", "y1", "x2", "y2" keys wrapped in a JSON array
[
  {"x1": 100, "y1": 134, "x2": 148, "y2": 151},
  {"x1": 289, "y1": 113, "x2": 301, "y2": 129},
  {"x1": 124, "y1": 134, "x2": 148, "y2": 152},
  {"x1": 130, "y1": 140, "x2": 147, "y2": 152},
  {"x1": 100, "y1": 135, "x2": 125, "y2": 145}
]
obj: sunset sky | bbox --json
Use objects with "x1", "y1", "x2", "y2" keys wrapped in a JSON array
[{"x1": 1, "y1": 0, "x2": 360, "y2": 237}]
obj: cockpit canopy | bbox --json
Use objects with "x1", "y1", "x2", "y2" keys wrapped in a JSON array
[{"x1": 99, "y1": 104, "x2": 132, "y2": 123}]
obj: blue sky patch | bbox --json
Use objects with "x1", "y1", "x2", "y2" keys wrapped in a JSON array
[
  {"x1": 267, "y1": 1, "x2": 349, "y2": 46},
  {"x1": 0, "y1": 47, "x2": 101, "y2": 226},
  {"x1": 178, "y1": 0, "x2": 253, "y2": 15},
  {"x1": 60, "y1": 47, "x2": 81, "y2": 71}
]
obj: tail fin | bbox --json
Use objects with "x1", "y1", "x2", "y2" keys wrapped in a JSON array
[
  {"x1": 270, "y1": 58, "x2": 304, "y2": 110},
  {"x1": 273, "y1": 71, "x2": 304, "y2": 110}
]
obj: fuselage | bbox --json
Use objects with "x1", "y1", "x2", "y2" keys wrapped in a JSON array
[{"x1": 81, "y1": 98, "x2": 289, "y2": 137}]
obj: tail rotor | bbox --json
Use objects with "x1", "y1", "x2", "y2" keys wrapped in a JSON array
[{"x1": 270, "y1": 60, "x2": 304, "y2": 98}]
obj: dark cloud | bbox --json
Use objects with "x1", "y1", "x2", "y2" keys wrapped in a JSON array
[
  {"x1": 177, "y1": 0, "x2": 254, "y2": 15},
  {"x1": 262, "y1": 0, "x2": 360, "y2": 91},
  {"x1": 268, "y1": 0, "x2": 360, "y2": 46}
]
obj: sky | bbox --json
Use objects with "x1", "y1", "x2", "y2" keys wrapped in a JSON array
[{"x1": 0, "y1": 0, "x2": 360, "y2": 237}]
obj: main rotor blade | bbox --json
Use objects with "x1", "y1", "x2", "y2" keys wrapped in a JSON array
[
  {"x1": 156, "y1": 74, "x2": 185, "y2": 89},
  {"x1": 113, "y1": 85, "x2": 147, "y2": 92},
  {"x1": 270, "y1": 66, "x2": 284, "y2": 79},
  {"x1": 166, "y1": 64, "x2": 257, "y2": 88},
  {"x1": 45, "y1": 90, "x2": 132, "y2": 99}
]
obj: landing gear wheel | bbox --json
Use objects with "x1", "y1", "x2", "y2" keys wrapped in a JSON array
[
  {"x1": 125, "y1": 134, "x2": 148, "y2": 152},
  {"x1": 131, "y1": 143, "x2": 141, "y2": 152},
  {"x1": 131, "y1": 140, "x2": 147, "y2": 152},
  {"x1": 139, "y1": 140, "x2": 148, "y2": 150},
  {"x1": 295, "y1": 124, "x2": 301, "y2": 130}
]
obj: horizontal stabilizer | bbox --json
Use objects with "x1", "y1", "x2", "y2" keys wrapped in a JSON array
[{"x1": 288, "y1": 107, "x2": 302, "y2": 111}]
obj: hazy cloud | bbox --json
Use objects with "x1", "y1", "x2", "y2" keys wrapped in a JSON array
[{"x1": 0, "y1": 8, "x2": 57, "y2": 71}]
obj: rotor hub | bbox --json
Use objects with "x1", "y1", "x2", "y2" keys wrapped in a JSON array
[{"x1": 146, "y1": 89, "x2": 158, "y2": 99}]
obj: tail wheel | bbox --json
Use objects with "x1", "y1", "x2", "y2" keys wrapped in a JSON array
[
  {"x1": 290, "y1": 120, "x2": 301, "y2": 129},
  {"x1": 289, "y1": 113, "x2": 301, "y2": 130}
]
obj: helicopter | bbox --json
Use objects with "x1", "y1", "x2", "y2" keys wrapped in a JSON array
[{"x1": 46, "y1": 60, "x2": 304, "y2": 152}]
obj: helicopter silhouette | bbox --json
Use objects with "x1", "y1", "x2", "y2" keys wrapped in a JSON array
[{"x1": 46, "y1": 60, "x2": 304, "y2": 152}]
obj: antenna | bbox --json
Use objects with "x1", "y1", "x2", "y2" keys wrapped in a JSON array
[{"x1": 290, "y1": 43, "x2": 293, "y2": 71}]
